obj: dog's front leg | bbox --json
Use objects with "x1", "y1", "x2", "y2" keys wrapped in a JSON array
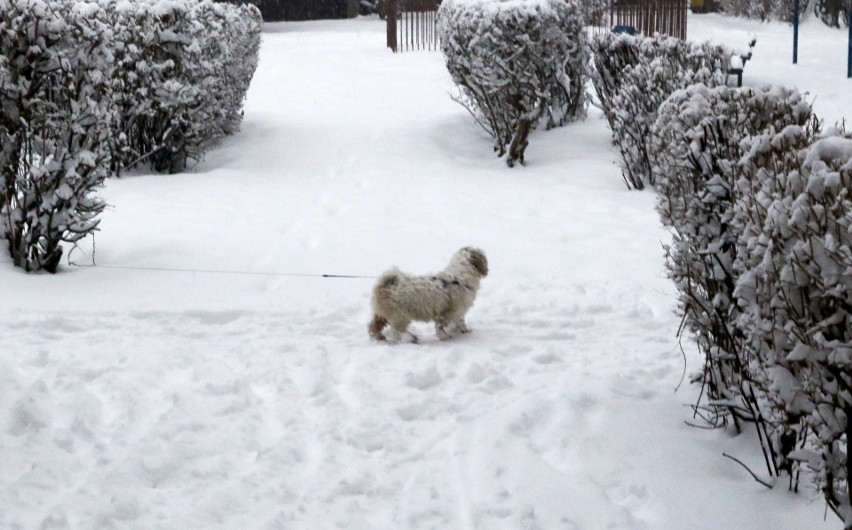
[
  {"x1": 443, "y1": 319, "x2": 469, "y2": 336},
  {"x1": 392, "y1": 330, "x2": 418, "y2": 344},
  {"x1": 435, "y1": 319, "x2": 453, "y2": 341}
]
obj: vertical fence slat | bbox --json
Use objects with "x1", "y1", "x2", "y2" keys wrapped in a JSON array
[
  {"x1": 430, "y1": 10, "x2": 434, "y2": 50},
  {"x1": 425, "y1": 10, "x2": 429, "y2": 50},
  {"x1": 388, "y1": 0, "x2": 440, "y2": 53},
  {"x1": 426, "y1": 10, "x2": 430, "y2": 50},
  {"x1": 387, "y1": 0, "x2": 397, "y2": 51}
]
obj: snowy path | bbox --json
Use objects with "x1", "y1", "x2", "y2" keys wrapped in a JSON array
[
  {"x1": 1, "y1": 16, "x2": 839, "y2": 530},
  {"x1": 1, "y1": 292, "x2": 696, "y2": 529}
]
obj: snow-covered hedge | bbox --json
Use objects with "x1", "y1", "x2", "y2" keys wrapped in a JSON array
[
  {"x1": 814, "y1": 0, "x2": 850, "y2": 28},
  {"x1": 651, "y1": 84, "x2": 813, "y2": 435},
  {"x1": 1, "y1": 0, "x2": 261, "y2": 273},
  {"x1": 653, "y1": 81, "x2": 852, "y2": 523},
  {"x1": 438, "y1": 0, "x2": 589, "y2": 167},
  {"x1": 720, "y1": 0, "x2": 849, "y2": 27},
  {"x1": 590, "y1": 34, "x2": 731, "y2": 189},
  {"x1": 734, "y1": 125, "x2": 852, "y2": 524},
  {"x1": 359, "y1": 0, "x2": 386, "y2": 18},
  {"x1": 718, "y1": 0, "x2": 792, "y2": 22},
  {"x1": 107, "y1": 0, "x2": 262, "y2": 173},
  {"x1": 579, "y1": 0, "x2": 608, "y2": 27},
  {"x1": 0, "y1": 0, "x2": 115, "y2": 273}
]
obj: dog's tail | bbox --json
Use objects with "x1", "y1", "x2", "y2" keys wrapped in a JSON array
[
  {"x1": 368, "y1": 314, "x2": 388, "y2": 341},
  {"x1": 369, "y1": 270, "x2": 400, "y2": 341},
  {"x1": 374, "y1": 269, "x2": 400, "y2": 290}
]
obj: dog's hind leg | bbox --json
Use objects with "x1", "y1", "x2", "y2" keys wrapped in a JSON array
[
  {"x1": 387, "y1": 318, "x2": 417, "y2": 344},
  {"x1": 388, "y1": 330, "x2": 418, "y2": 344},
  {"x1": 368, "y1": 315, "x2": 388, "y2": 341}
]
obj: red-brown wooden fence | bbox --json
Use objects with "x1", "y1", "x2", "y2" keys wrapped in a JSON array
[
  {"x1": 386, "y1": 0, "x2": 688, "y2": 53},
  {"x1": 386, "y1": 0, "x2": 441, "y2": 52},
  {"x1": 610, "y1": 0, "x2": 687, "y2": 40}
]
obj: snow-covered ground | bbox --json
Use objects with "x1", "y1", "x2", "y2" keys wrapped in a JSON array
[{"x1": 2, "y1": 11, "x2": 849, "y2": 530}]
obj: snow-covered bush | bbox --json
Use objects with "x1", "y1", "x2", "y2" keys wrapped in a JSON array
[
  {"x1": 106, "y1": 0, "x2": 262, "y2": 173},
  {"x1": 717, "y1": 0, "x2": 792, "y2": 22},
  {"x1": 590, "y1": 34, "x2": 731, "y2": 189},
  {"x1": 655, "y1": 82, "x2": 852, "y2": 521},
  {"x1": 588, "y1": 34, "x2": 640, "y2": 135},
  {"x1": 215, "y1": 0, "x2": 263, "y2": 5},
  {"x1": 814, "y1": 0, "x2": 850, "y2": 28},
  {"x1": 1, "y1": 0, "x2": 261, "y2": 273},
  {"x1": 720, "y1": 0, "x2": 849, "y2": 27},
  {"x1": 579, "y1": 0, "x2": 608, "y2": 26},
  {"x1": 651, "y1": 84, "x2": 813, "y2": 441},
  {"x1": 360, "y1": 0, "x2": 386, "y2": 18},
  {"x1": 734, "y1": 126, "x2": 852, "y2": 523},
  {"x1": 438, "y1": 0, "x2": 589, "y2": 167},
  {"x1": 0, "y1": 0, "x2": 115, "y2": 272}
]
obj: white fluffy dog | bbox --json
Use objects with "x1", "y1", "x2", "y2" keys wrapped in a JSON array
[{"x1": 368, "y1": 247, "x2": 488, "y2": 343}]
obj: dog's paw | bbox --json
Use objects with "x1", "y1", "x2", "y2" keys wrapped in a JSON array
[
  {"x1": 441, "y1": 320, "x2": 470, "y2": 338},
  {"x1": 436, "y1": 326, "x2": 453, "y2": 341},
  {"x1": 387, "y1": 329, "x2": 418, "y2": 344}
]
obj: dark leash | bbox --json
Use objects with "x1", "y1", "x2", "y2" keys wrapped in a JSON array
[{"x1": 66, "y1": 261, "x2": 375, "y2": 279}]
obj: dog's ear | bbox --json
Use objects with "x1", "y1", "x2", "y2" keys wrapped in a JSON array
[{"x1": 467, "y1": 249, "x2": 488, "y2": 277}]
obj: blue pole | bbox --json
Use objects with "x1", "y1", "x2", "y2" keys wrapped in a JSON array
[{"x1": 793, "y1": 0, "x2": 799, "y2": 64}]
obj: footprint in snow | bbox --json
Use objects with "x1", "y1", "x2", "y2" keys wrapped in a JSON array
[{"x1": 405, "y1": 365, "x2": 442, "y2": 390}]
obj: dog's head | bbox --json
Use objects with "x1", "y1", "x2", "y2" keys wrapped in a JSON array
[{"x1": 455, "y1": 247, "x2": 488, "y2": 278}]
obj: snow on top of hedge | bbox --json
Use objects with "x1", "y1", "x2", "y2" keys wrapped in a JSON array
[
  {"x1": 442, "y1": 0, "x2": 560, "y2": 17},
  {"x1": 443, "y1": 0, "x2": 554, "y2": 8},
  {"x1": 105, "y1": 0, "x2": 203, "y2": 16},
  {"x1": 73, "y1": 1, "x2": 103, "y2": 17},
  {"x1": 805, "y1": 136, "x2": 852, "y2": 170}
]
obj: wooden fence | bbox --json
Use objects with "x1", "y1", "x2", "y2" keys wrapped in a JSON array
[
  {"x1": 386, "y1": 0, "x2": 441, "y2": 52},
  {"x1": 386, "y1": 0, "x2": 688, "y2": 53},
  {"x1": 609, "y1": 0, "x2": 687, "y2": 40}
]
